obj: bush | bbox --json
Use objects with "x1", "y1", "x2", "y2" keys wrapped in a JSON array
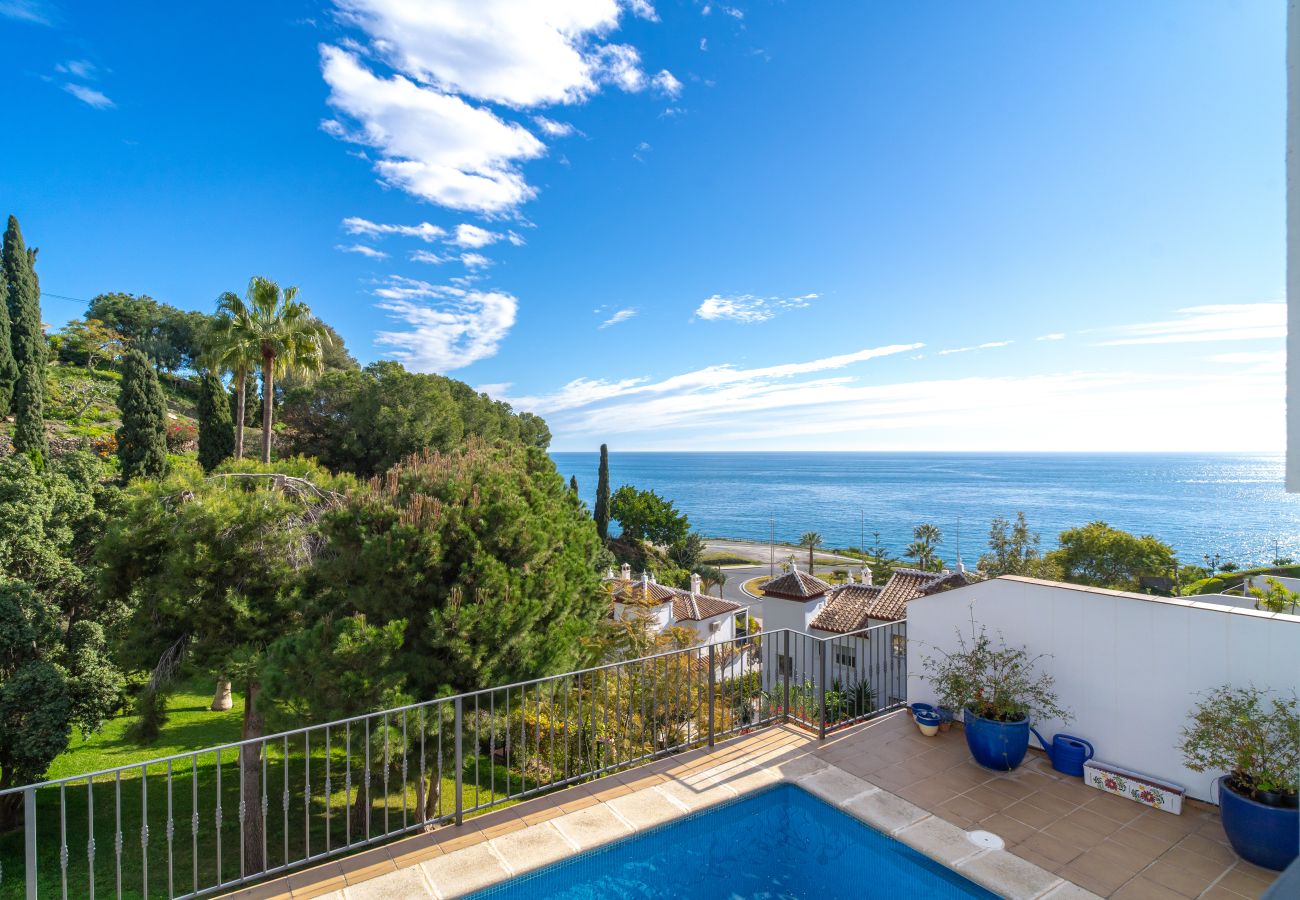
[
  {"x1": 165, "y1": 420, "x2": 198, "y2": 450},
  {"x1": 1180, "y1": 685, "x2": 1298, "y2": 802}
]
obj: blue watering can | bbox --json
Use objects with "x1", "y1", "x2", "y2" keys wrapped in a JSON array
[{"x1": 1029, "y1": 728, "x2": 1094, "y2": 777}]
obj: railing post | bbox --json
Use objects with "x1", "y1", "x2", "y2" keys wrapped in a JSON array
[
  {"x1": 782, "y1": 630, "x2": 791, "y2": 725},
  {"x1": 24, "y1": 787, "x2": 37, "y2": 900},
  {"x1": 453, "y1": 697, "x2": 464, "y2": 826},
  {"x1": 817, "y1": 639, "x2": 828, "y2": 741},
  {"x1": 707, "y1": 644, "x2": 717, "y2": 748}
]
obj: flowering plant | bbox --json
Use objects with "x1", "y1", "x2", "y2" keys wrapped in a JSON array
[
  {"x1": 1180, "y1": 685, "x2": 1298, "y2": 805},
  {"x1": 165, "y1": 421, "x2": 198, "y2": 450}
]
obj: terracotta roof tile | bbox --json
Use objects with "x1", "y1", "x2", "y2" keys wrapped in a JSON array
[
  {"x1": 761, "y1": 569, "x2": 833, "y2": 600},
  {"x1": 809, "y1": 568, "x2": 982, "y2": 633},
  {"x1": 606, "y1": 577, "x2": 741, "y2": 621}
]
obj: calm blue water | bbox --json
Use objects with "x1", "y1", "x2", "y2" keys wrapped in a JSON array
[
  {"x1": 551, "y1": 452, "x2": 1300, "y2": 564},
  {"x1": 465, "y1": 784, "x2": 995, "y2": 900}
]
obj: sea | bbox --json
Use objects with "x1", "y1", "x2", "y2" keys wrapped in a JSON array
[{"x1": 550, "y1": 452, "x2": 1300, "y2": 567}]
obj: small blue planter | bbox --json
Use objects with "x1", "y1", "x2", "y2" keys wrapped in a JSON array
[
  {"x1": 1218, "y1": 776, "x2": 1299, "y2": 871},
  {"x1": 963, "y1": 708, "x2": 1030, "y2": 771}
]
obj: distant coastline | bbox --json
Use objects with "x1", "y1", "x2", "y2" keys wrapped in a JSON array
[{"x1": 551, "y1": 451, "x2": 1297, "y2": 565}]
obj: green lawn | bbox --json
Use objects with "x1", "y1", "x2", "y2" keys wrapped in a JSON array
[{"x1": 0, "y1": 683, "x2": 533, "y2": 900}]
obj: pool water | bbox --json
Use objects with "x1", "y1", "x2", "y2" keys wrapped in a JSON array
[{"x1": 465, "y1": 783, "x2": 997, "y2": 899}]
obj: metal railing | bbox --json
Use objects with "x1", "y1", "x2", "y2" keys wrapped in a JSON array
[{"x1": 0, "y1": 622, "x2": 906, "y2": 899}]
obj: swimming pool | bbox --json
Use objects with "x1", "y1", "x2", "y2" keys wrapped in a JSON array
[{"x1": 465, "y1": 783, "x2": 997, "y2": 899}]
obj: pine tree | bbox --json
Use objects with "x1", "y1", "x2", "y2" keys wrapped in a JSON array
[
  {"x1": 116, "y1": 349, "x2": 168, "y2": 480},
  {"x1": 0, "y1": 274, "x2": 15, "y2": 416},
  {"x1": 3, "y1": 216, "x2": 45, "y2": 455},
  {"x1": 595, "y1": 443, "x2": 611, "y2": 540},
  {"x1": 197, "y1": 372, "x2": 235, "y2": 472},
  {"x1": 569, "y1": 474, "x2": 579, "y2": 493}
]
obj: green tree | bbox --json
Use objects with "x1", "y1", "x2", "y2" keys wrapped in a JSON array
[
  {"x1": 668, "y1": 532, "x2": 706, "y2": 570},
  {"x1": 0, "y1": 257, "x2": 16, "y2": 415},
  {"x1": 1047, "y1": 521, "x2": 1175, "y2": 590},
  {"x1": 978, "y1": 512, "x2": 1063, "y2": 579},
  {"x1": 570, "y1": 474, "x2": 579, "y2": 493},
  {"x1": 595, "y1": 443, "x2": 611, "y2": 540},
  {"x1": 610, "y1": 484, "x2": 690, "y2": 547},
  {"x1": 214, "y1": 277, "x2": 331, "y2": 464},
  {"x1": 86, "y1": 292, "x2": 212, "y2": 373},
  {"x1": 311, "y1": 441, "x2": 608, "y2": 699},
  {"x1": 1248, "y1": 578, "x2": 1299, "y2": 614},
  {"x1": 799, "y1": 531, "x2": 823, "y2": 572},
  {"x1": 57, "y1": 317, "x2": 125, "y2": 371},
  {"x1": 197, "y1": 372, "x2": 235, "y2": 472},
  {"x1": 4, "y1": 216, "x2": 47, "y2": 457},
  {"x1": 99, "y1": 457, "x2": 354, "y2": 873},
  {"x1": 906, "y1": 523, "x2": 943, "y2": 571},
  {"x1": 115, "y1": 348, "x2": 170, "y2": 481},
  {"x1": 115, "y1": 349, "x2": 169, "y2": 480}
]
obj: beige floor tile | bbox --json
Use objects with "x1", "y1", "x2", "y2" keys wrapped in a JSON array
[
  {"x1": 490, "y1": 822, "x2": 575, "y2": 875},
  {"x1": 344, "y1": 865, "x2": 434, "y2": 900},
  {"x1": 1109, "y1": 875, "x2": 1189, "y2": 900},
  {"x1": 1005, "y1": 798, "x2": 1065, "y2": 829},
  {"x1": 842, "y1": 787, "x2": 930, "y2": 834},
  {"x1": 958, "y1": 848, "x2": 1063, "y2": 900},
  {"x1": 419, "y1": 842, "x2": 510, "y2": 899},
  {"x1": 796, "y1": 764, "x2": 874, "y2": 805},
  {"x1": 607, "y1": 786, "x2": 691, "y2": 829},
  {"x1": 1017, "y1": 831, "x2": 1087, "y2": 867},
  {"x1": 550, "y1": 803, "x2": 634, "y2": 850},
  {"x1": 894, "y1": 816, "x2": 982, "y2": 866},
  {"x1": 978, "y1": 812, "x2": 1038, "y2": 845}
]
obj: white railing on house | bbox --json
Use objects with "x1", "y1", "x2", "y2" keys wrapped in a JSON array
[{"x1": 0, "y1": 621, "x2": 906, "y2": 900}]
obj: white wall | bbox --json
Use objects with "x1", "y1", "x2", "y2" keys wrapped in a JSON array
[
  {"x1": 907, "y1": 577, "x2": 1300, "y2": 802},
  {"x1": 1288, "y1": 0, "x2": 1300, "y2": 492},
  {"x1": 1246, "y1": 574, "x2": 1300, "y2": 596}
]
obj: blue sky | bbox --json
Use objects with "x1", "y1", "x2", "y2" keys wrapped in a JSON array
[{"x1": 0, "y1": 0, "x2": 1285, "y2": 451}]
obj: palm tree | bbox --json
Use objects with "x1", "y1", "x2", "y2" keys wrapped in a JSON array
[
  {"x1": 906, "y1": 523, "x2": 943, "y2": 571},
  {"x1": 799, "y1": 531, "x2": 823, "y2": 573},
  {"x1": 207, "y1": 297, "x2": 258, "y2": 459},
  {"x1": 213, "y1": 277, "x2": 331, "y2": 464}
]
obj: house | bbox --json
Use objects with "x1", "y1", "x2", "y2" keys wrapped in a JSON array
[
  {"x1": 604, "y1": 564, "x2": 751, "y2": 677},
  {"x1": 759, "y1": 562, "x2": 980, "y2": 705}
]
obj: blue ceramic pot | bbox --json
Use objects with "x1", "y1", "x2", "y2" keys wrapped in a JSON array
[
  {"x1": 1218, "y1": 776, "x2": 1299, "y2": 871},
  {"x1": 963, "y1": 708, "x2": 1030, "y2": 771}
]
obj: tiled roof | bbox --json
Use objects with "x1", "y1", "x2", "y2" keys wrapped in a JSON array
[
  {"x1": 606, "y1": 577, "x2": 741, "y2": 621},
  {"x1": 809, "y1": 567, "x2": 983, "y2": 633},
  {"x1": 808, "y1": 584, "x2": 883, "y2": 633},
  {"x1": 761, "y1": 569, "x2": 833, "y2": 600},
  {"x1": 671, "y1": 589, "x2": 742, "y2": 622}
]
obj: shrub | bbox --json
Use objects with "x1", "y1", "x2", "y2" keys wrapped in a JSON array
[
  {"x1": 920, "y1": 618, "x2": 1070, "y2": 724},
  {"x1": 165, "y1": 420, "x2": 198, "y2": 450},
  {"x1": 1179, "y1": 685, "x2": 1298, "y2": 802}
]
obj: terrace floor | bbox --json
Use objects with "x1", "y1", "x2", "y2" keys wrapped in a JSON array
[{"x1": 222, "y1": 711, "x2": 1280, "y2": 900}]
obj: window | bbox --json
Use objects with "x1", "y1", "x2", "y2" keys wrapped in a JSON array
[
  {"x1": 891, "y1": 634, "x2": 907, "y2": 658},
  {"x1": 777, "y1": 653, "x2": 793, "y2": 676},
  {"x1": 834, "y1": 646, "x2": 856, "y2": 668}
]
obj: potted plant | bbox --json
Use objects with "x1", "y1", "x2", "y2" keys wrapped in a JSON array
[
  {"x1": 921, "y1": 621, "x2": 1070, "y2": 771},
  {"x1": 1179, "y1": 685, "x2": 1298, "y2": 871}
]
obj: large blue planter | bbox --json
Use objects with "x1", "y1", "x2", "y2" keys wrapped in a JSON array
[
  {"x1": 1218, "y1": 776, "x2": 1299, "y2": 871},
  {"x1": 963, "y1": 708, "x2": 1030, "y2": 771}
]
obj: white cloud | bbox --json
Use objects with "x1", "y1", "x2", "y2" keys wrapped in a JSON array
[
  {"x1": 342, "y1": 215, "x2": 445, "y2": 242},
  {"x1": 374, "y1": 277, "x2": 517, "y2": 372},
  {"x1": 55, "y1": 59, "x2": 96, "y2": 78},
  {"x1": 333, "y1": 0, "x2": 656, "y2": 108},
  {"x1": 0, "y1": 1, "x2": 53, "y2": 25},
  {"x1": 460, "y1": 252, "x2": 492, "y2": 269},
  {"x1": 720, "y1": 5, "x2": 744, "y2": 19},
  {"x1": 410, "y1": 249, "x2": 449, "y2": 264},
  {"x1": 63, "y1": 84, "x2": 114, "y2": 109},
  {"x1": 626, "y1": 0, "x2": 658, "y2": 21},
  {"x1": 336, "y1": 243, "x2": 389, "y2": 259},
  {"x1": 1095, "y1": 303, "x2": 1285, "y2": 346},
  {"x1": 320, "y1": 45, "x2": 545, "y2": 214},
  {"x1": 506, "y1": 231, "x2": 527, "y2": 247},
  {"x1": 937, "y1": 340, "x2": 1014, "y2": 356},
  {"x1": 699, "y1": 38, "x2": 708, "y2": 51},
  {"x1": 533, "y1": 116, "x2": 576, "y2": 138},
  {"x1": 452, "y1": 223, "x2": 501, "y2": 248},
  {"x1": 599, "y1": 308, "x2": 637, "y2": 329},
  {"x1": 694, "y1": 292, "x2": 817, "y2": 323},
  {"x1": 1036, "y1": 332, "x2": 1066, "y2": 341},
  {"x1": 651, "y1": 69, "x2": 682, "y2": 97}
]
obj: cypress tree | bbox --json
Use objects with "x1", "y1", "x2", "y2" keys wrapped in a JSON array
[
  {"x1": 3, "y1": 216, "x2": 44, "y2": 454},
  {"x1": 116, "y1": 349, "x2": 168, "y2": 480},
  {"x1": 0, "y1": 274, "x2": 14, "y2": 416},
  {"x1": 595, "y1": 443, "x2": 611, "y2": 540},
  {"x1": 197, "y1": 372, "x2": 235, "y2": 472},
  {"x1": 569, "y1": 474, "x2": 579, "y2": 494}
]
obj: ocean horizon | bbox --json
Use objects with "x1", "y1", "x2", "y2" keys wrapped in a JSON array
[{"x1": 550, "y1": 451, "x2": 1299, "y2": 567}]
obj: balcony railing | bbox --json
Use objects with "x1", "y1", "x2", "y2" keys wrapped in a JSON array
[{"x1": 0, "y1": 621, "x2": 905, "y2": 900}]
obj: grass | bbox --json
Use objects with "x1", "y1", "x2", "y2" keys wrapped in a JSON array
[
  {"x1": 699, "y1": 552, "x2": 761, "y2": 566},
  {"x1": 1184, "y1": 564, "x2": 1300, "y2": 597},
  {"x1": 0, "y1": 682, "x2": 533, "y2": 900}
]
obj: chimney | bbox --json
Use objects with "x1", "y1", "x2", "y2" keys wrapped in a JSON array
[
  {"x1": 690, "y1": 573, "x2": 703, "y2": 594},
  {"x1": 846, "y1": 571, "x2": 855, "y2": 585},
  {"x1": 606, "y1": 566, "x2": 615, "y2": 580},
  {"x1": 860, "y1": 565, "x2": 872, "y2": 586},
  {"x1": 620, "y1": 563, "x2": 632, "y2": 580},
  {"x1": 648, "y1": 571, "x2": 657, "y2": 584}
]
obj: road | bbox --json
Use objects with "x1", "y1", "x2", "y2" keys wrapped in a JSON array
[{"x1": 708, "y1": 543, "x2": 861, "y2": 624}]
